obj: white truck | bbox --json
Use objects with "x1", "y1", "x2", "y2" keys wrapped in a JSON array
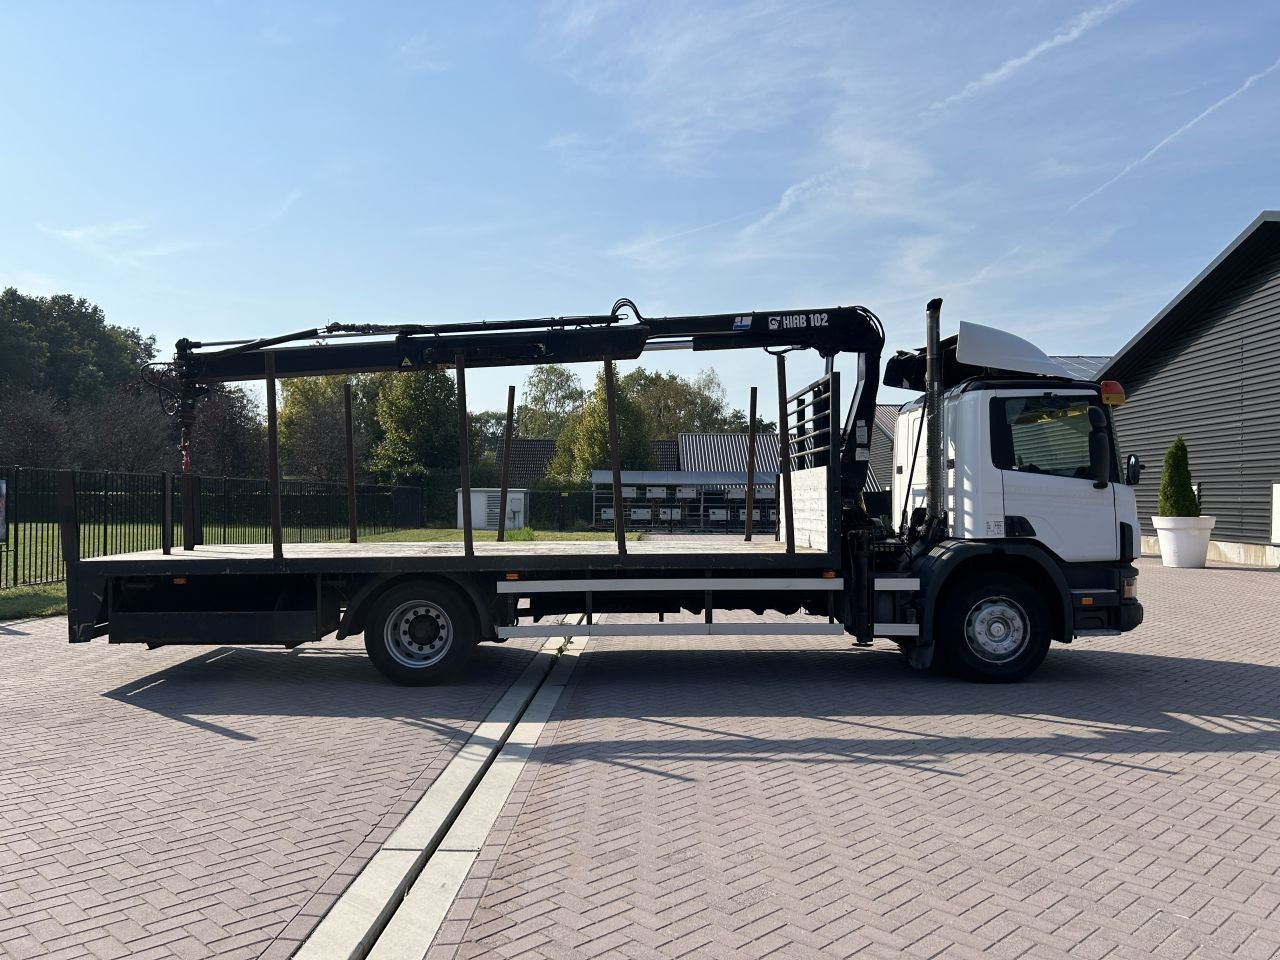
[{"x1": 62, "y1": 297, "x2": 1142, "y2": 683}]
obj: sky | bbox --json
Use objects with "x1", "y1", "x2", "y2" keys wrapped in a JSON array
[{"x1": 2, "y1": 0, "x2": 1278, "y2": 414}]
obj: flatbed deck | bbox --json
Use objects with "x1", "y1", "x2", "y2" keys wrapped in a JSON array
[{"x1": 80, "y1": 536, "x2": 830, "y2": 575}]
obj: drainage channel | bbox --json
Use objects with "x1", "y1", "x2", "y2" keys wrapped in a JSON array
[{"x1": 295, "y1": 616, "x2": 588, "y2": 960}]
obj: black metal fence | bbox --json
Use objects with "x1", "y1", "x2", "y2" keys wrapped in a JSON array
[{"x1": 0, "y1": 466, "x2": 424, "y2": 590}]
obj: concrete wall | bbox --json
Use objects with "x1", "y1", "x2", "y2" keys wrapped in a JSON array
[{"x1": 1141, "y1": 535, "x2": 1280, "y2": 568}]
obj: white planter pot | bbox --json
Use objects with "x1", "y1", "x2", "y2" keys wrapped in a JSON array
[{"x1": 1152, "y1": 515, "x2": 1216, "y2": 568}]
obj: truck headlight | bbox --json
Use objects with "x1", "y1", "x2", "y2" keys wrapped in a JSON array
[{"x1": 1122, "y1": 576, "x2": 1138, "y2": 600}]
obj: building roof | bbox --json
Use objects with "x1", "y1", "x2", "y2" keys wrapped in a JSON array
[
  {"x1": 1051, "y1": 356, "x2": 1111, "y2": 381},
  {"x1": 1099, "y1": 210, "x2": 1280, "y2": 382},
  {"x1": 495, "y1": 438, "x2": 556, "y2": 486},
  {"x1": 651, "y1": 439, "x2": 679, "y2": 471},
  {"x1": 678, "y1": 433, "x2": 780, "y2": 473}
]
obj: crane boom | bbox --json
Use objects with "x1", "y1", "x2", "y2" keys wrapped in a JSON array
[{"x1": 167, "y1": 300, "x2": 886, "y2": 511}]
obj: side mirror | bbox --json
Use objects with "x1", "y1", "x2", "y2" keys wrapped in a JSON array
[
  {"x1": 1087, "y1": 407, "x2": 1110, "y2": 488},
  {"x1": 1125, "y1": 453, "x2": 1144, "y2": 486}
]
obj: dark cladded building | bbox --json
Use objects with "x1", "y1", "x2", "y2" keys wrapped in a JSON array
[{"x1": 1100, "y1": 210, "x2": 1280, "y2": 564}]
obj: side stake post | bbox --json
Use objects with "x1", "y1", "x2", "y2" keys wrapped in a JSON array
[{"x1": 456, "y1": 354, "x2": 474, "y2": 558}]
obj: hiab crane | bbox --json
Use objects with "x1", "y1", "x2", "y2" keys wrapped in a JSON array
[{"x1": 60, "y1": 297, "x2": 1143, "y2": 684}]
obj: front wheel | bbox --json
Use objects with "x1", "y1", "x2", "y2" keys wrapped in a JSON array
[
  {"x1": 937, "y1": 574, "x2": 1051, "y2": 682},
  {"x1": 364, "y1": 581, "x2": 477, "y2": 685}
]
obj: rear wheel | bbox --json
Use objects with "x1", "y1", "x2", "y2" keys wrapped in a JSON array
[
  {"x1": 938, "y1": 573, "x2": 1050, "y2": 682},
  {"x1": 364, "y1": 581, "x2": 477, "y2": 685}
]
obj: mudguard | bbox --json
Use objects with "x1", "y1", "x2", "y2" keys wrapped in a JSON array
[
  {"x1": 336, "y1": 573, "x2": 497, "y2": 641},
  {"x1": 908, "y1": 538, "x2": 1073, "y2": 668}
]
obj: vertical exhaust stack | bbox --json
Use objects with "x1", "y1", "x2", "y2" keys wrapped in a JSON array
[{"x1": 925, "y1": 297, "x2": 945, "y2": 529}]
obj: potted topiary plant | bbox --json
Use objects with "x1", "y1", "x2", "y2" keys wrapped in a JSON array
[{"x1": 1151, "y1": 436, "x2": 1215, "y2": 567}]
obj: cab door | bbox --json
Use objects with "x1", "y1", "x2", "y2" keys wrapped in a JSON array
[{"x1": 991, "y1": 391, "x2": 1118, "y2": 562}]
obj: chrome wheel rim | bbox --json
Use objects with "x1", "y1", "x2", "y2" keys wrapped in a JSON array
[
  {"x1": 964, "y1": 596, "x2": 1028, "y2": 664},
  {"x1": 384, "y1": 601, "x2": 453, "y2": 669}
]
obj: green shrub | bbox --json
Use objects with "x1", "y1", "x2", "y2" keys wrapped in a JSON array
[
  {"x1": 1157, "y1": 436, "x2": 1200, "y2": 517},
  {"x1": 506, "y1": 526, "x2": 537, "y2": 541}
]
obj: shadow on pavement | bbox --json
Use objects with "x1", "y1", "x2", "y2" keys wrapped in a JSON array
[
  {"x1": 527, "y1": 644, "x2": 1280, "y2": 770},
  {"x1": 102, "y1": 640, "x2": 537, "y2": 741}
]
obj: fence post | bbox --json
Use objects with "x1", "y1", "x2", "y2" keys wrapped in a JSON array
[
  {"x1": 102, "y1": 470, "x2": 110, "y2": 558},
  {"x1": 193, "y1": 475, "x2": 204, "y2": 546},
  {"x1": 181, "y1": 473, "x2": 196, "y2": 551},
  {"x1": 162, "y1": 472, "x2": 173, "y2": 555},
  {"x1": 57, "y1": 470, "x2": 80, "y2": 566},
  {"x1": 9, "y1": 467, "x2": 18, "y2": 589}
]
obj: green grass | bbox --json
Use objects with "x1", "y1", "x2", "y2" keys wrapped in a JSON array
[
  {"x1": 0, "y1": 584, "x2": 66, "y2": 619},
  {"x1": 362, "y1": 527, "x2": 641, "y2": 543}
]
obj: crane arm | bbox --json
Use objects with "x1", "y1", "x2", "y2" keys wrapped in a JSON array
[
  {"x1": 167, "y1": 300, "x2": 885, "y2": 510},
  {"x1": 173, "y1": 304, "x2": 884, "y2": 382}
]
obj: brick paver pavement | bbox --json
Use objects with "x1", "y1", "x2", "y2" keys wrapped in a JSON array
[
  {"x1": 0, "y1": 621, "x2": 541, "y2": 960},
  {"x1": 428, "y1": 560, "x2": 1280, "y2": 960}
]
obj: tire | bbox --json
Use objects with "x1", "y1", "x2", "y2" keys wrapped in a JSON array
[
  {"x1": 364, "y1": 581, "x2": 477, "y2": 686},
  {"x1": 937, "y1": 573, "x2": 1051, "y2": 682}
]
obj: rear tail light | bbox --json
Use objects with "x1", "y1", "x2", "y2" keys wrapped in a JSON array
[{"x1": 1122, "y1": 576, "x2": 1138, "y2": 600}]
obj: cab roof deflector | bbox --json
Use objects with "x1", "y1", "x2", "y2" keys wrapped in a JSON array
[{"x1": 955, "y1": 321, "x2": 1070, "y2": 379}]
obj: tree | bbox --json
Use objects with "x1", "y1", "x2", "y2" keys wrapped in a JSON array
[
  {"x1": 1157, "y1": 435, "x2": 1200, "y2": 517},
  {"x1": 620, "y1": 368, "x2": 724, "y2": 438},
  {"x1": 516, "y1": 364, "x2": 584, "y2": 440},
  {"x1": 721, "y1": 407, "x2": 778, "y2": 434},
  {"x1": 0, "y1": 389, "x2": 69, "y2": 467},
  {"x1": 369, "y1": 370, "x2": 460, "y2": 482},
  {"x1": 617, "y1": 366, "x2": 772, "y2": 438},
  {"x1": 0, "y1": 287, "x2": 155, "y2": 405},
  {"x1": 547, "y1": 369, "x2": 651, "y2": 485},
  {"x1": 469, "y1": 410, "x2": 508, "y2": 487},
  {"x1": 66, "y1": 388, "x2": 173, "y2": 473},
  {"x1": 189, "y1": 385, "x2": 267, "y2": 477},
  {"x1": 278, "y1": 375, "x2": 379, "y2": 481}
]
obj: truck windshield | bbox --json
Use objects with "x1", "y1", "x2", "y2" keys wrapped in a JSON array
[{"x1": 991, "y1": 397, "x2": 1098, "y2": 479}]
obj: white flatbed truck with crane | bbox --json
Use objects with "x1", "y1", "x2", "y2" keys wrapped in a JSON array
[{"x1": 59, "y1": 297, "x2": 1143, "y2": 683}]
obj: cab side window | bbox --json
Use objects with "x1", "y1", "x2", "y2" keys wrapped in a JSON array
[{"x1": 991, "y1": 397, "x2": 1096, "y2": 479}]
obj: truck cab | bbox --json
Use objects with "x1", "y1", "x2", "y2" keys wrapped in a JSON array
[{"x1": 883, "y1": 320, "x2": 1142, "y2": 679}]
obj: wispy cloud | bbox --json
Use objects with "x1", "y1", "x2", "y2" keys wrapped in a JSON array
[
  {"x1": 932, "y1": 0, "x2": 1133, "y2": 111},
  {"x1": 608, "y1": 207, "x2": 771, "y2": 268},
  {"x1": 398, "y1": 33, "x2": 449, "y2": 72},
  {"x1": 539, "y1": 0, "x2": 859, "y2": 171},
  {"x1": 725, "y1": 124, "x2": 942, "y2": 260},
  {"x1": 1069, "y1": 54, "x2": 1280, "y2": 210},
  {"x1": 265, "y1": 188, "x2": 304, "y2": 226},
  {"x1": 38, "y1": 220, "x2": 191, "y2": 267}
]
